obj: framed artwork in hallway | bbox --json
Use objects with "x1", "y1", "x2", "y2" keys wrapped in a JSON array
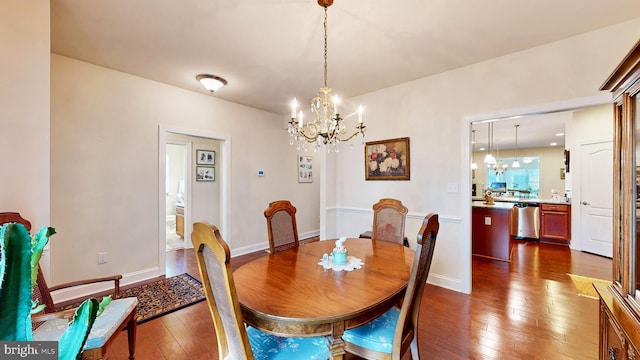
[
  {"x1": 196, "y1": 149, "x2": 215, "y2": 165},
  {"x1": 196, "y1": 166, "x2": 214, "y2": 182}
]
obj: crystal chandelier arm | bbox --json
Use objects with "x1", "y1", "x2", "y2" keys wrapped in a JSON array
[{"x1": 336, "y1": 124, "x2": 366, "y2": 142}]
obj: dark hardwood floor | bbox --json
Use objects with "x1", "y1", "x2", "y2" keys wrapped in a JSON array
[{"x1": 106, "y1": 240, "x2": 611, "y2": 359}]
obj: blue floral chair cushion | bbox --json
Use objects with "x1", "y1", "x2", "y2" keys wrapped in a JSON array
[
  {"x1": 246, "y1": 326, "x2": 330, "y2": 360},
  {"x1": 342, "y1": 306, "x2": 400, "y2": 354},
  {"x1": 33, "y1": 297, "x2": 138, "y2": 350}
]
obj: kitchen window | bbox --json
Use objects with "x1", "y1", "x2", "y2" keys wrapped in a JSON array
[{"x1": 486, "y1": 156, "x2": 540, "y2": 197}]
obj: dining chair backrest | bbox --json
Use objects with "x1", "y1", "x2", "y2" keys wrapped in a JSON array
[
  {"x1": 264, "y1": 200, "x2": 299, "y2": 253},
  {"x1": 0, "y1": 212, "x2": 32, "y2": 231},
  {"x1": 393, "y1": 213, "x2": 439, "y2": 357},
  {"x1": 192, "y1": 221, "x2": 255, "y2": 360},
  {"x1": 372, "y1": 198, "x2": 408, "y2": 245}
]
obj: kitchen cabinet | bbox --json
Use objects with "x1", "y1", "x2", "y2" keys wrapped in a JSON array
[
  {"x1": 540, "y1": 203, "x2": 571, "y2": 244},
  {"x1": 595, "y1": 39, "x2": 640, "y2": 360},
  {"x1": 595, "y1": 282, "x2": 637, "y2": 360},
  {"x1": 176, "y1": 205, "x2": 184, "y2": 238}
]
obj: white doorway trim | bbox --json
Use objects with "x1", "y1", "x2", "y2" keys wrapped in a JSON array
[
  {"x1": 459, "y1": 93, "x2": 612, "y2": 294},
  {"x1": 158, "y1": 125, "x2": 231, "y2": 275}
]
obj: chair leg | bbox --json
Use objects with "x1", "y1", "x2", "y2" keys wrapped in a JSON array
[
  {"x1": 410, "y1": 335, "x2": 418, "y2": 360},
  {"x1": 127, "y1": 309, "x2": 137, "y2": 359}
]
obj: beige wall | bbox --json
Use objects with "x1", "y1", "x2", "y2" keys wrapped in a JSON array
[
  {"x1": 0, "y1": 1, "x2": 50, "y2": 231},
  {"x1": 328, "y1": 19, "x2": 640, "y2": 292},
  {"x1": 50, "y1": 54, "x2": 320, "y2": 286},
  {"x1": 4, "y1": 1, "x2": 637, "y2": 296}
]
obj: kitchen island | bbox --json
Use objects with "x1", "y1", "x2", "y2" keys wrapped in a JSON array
[
  {"x1": 472, "y1": 201, "x2": 514, "y2": 261},
  {"x1": 472, "y1": 197, "x2": 572, "y2": 261}
]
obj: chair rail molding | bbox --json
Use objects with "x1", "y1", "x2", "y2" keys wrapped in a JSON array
[{"x1": 327, "y1": 206, "x2": 462, "y2": 224}]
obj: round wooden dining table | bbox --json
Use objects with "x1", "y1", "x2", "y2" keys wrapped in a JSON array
[{"x1": 233, "y1": 238, "x2": 415, "y2": 359}]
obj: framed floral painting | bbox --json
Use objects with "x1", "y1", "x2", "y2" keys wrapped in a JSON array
[{"x1": 365, "y1": 137, "x2": 410, "y2": 180}]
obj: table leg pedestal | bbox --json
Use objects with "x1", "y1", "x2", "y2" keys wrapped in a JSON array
[{"x1": 329, "y1": 322, "x2": 346, "y2": 359}]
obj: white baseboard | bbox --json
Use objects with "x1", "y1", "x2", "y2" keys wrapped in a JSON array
[{"x1": 427, "y1": 274, "x2": 463, "y2": 293}]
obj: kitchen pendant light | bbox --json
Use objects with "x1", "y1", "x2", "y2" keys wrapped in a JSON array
[
  {"x1": 512, "y1": 124, "x2": 521, "y2": 168},
  {"x1": 483, "y1": 122, "x2": 496, "y2": 165}
]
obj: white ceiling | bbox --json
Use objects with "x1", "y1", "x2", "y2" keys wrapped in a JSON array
[
  {"x1": 51, "y1": 0, "x2": 640, "y2": 143},
  {"x1": 472, "y1": 111, "x2": 572, "y2": 151}
]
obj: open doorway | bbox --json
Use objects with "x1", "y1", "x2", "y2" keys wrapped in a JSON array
[
  {"x1": 158, "y1": 125, "x2": 230, "y2": 277},
  {"x1": 460, "y1": 95, "x2": 612, "y2": 294}
]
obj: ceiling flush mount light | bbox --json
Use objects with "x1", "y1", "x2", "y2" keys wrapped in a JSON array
[
  {"x1": 287, "y1": 0, "x2": 366, "y2": 152},
  {"x1": 196, "y1": 74, "x2": 227, "y2": 93}
]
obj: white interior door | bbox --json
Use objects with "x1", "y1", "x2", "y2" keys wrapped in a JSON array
[{"x1": 580, "y1": 141, "x2": 613, "y2": 257}]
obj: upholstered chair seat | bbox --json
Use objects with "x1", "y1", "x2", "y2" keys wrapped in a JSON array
[
  {"x1": 246, "y1": 326, "x2": 329, "y2": 359},
  {"x1": 342, "y1": 307, "x2": 400, "y2": 354},
  {"x1": 33, "y1": 297, "x2": 138, "y2": 351}
]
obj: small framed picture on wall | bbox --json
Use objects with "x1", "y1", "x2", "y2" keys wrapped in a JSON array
[
  {"x1": 196, "y1": 150, "x2": 215, "y2": 165},
  {"x1": 196, "y1": 166, "x2": 215, "y2": 182},
  {"x1": 298, "y1": 155, "x2": 313, "y2": 183}
]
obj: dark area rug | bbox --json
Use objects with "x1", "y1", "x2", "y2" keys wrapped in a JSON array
[
  {"x1": 121, "y1": 273, "x2": 205, "y2": 323},
  {"x1": 57, "y1": 273, "x2": 205, "y2": 324}
]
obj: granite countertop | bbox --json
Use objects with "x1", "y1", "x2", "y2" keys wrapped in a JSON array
[
  {"x1": 471, "y1": 196, "x2": 570, "y2": 205},
  {"x1": 472, "y1": 201, "x2": 515, "y2": 209}
]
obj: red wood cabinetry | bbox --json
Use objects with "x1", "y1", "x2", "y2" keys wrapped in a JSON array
[
  {"x1": 176, "y1": 205, "x2": 184, "y2": 238},
  {"x1": 540, "y1": 203, "x2": 571, "y2": 244},
  {"x1": 472, "y1": 205, "x2": 512, "y2": 261}
]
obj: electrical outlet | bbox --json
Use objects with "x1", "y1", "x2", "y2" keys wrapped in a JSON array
[
  {"x1": 447, "y1": 182, "x2": 459, "y2": 193},
  {"x1": 98, "y1": 252, "x2": 108, "y2": 264},
  {"x1": 484, "y1": 217, "x2": 492, "y2": 226}
]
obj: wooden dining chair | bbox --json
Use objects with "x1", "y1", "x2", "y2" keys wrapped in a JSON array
[
  {"x1": 0, "y1": 212, "x2": 138, "y2": 360},
  {"x1": 264, "y1": 200, "x2": 300, "y2": 253},
  {"x1": 343, "y1": 213, "x2": 439, "y2": 360},
  {"x1": 191, "y1": 221, "x2": 330, "y2": 360},
  {"x1": 366, "y1": 198, "x2": 408, "y2": 246}
]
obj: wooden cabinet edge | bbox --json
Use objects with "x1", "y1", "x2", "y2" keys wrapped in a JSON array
[{"x1": 597, "y1": 282, "x2": 640, "y2": 358}]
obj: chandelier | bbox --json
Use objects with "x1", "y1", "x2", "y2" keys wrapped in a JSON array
[
  {"x1": 491, "y1": 139, "x2": 508, "y2": 175},
  {"x1": 287, "y1": 0, "x2": 366, "y2": 152}
]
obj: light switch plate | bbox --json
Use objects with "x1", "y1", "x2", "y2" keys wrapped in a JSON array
[
  {"x1": 447, "y1": 182, "x2": 459, "y2": 193},
  {"x1": 484, "y1": 217, "x2": 491, "y2": 225}
]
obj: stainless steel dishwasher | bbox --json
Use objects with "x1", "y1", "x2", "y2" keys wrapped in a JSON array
[{"x1": 509, "y1": 203, "x2": 540, "y2": 240}]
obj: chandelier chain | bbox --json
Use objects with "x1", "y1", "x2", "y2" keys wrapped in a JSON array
[{"x1": 323, "y1": 5, "x2": 328, "y2": 88}]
